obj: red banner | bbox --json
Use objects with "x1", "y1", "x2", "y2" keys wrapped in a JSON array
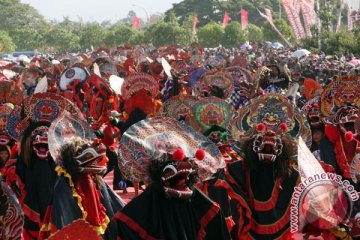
[
  {"x1": 193, "y1": 16, "x2": 199, "y2": 28},
  {"x1": 132, "y1": 16, "x2": 141, "y2": 29},
  {"x1": 240, "y1": 8, "x2": 248, "y2": 30},
  {"x1": 223, "y1": 11, "x2": 231, "y2": 27}
]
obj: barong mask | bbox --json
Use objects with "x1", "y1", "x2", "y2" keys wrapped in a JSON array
[
  {"x1": 252, "y1": 123, "x2": 287, "y2": 162},
  {"x1": 31, "y1": 126, "x2": 49, "y2": 160},
  {"x1": 158, "y1": 95, "x2": 197, "y2": 122},
  {"x1": 150, "y1": 148, "x2": 205, "y2": 199},
  {"x1": 228, "y1": 93, "x2": 312, "y2": 156},
  {"x1": 118, "y1": 117, "x2": 225, "y2": 196},
  {"x1": 321, "y1": 76, "x2": 360, "y2": 137},
  {"x1": 61, "y1": 138, "x2": 108, "y2": 175},
  {"x1": 301, "y1": 97, "x2": 324, "y2": 128}
]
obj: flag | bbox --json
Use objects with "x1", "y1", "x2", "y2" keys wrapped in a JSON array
[
  {"x1": 223, "y1": 11, "x2": 231, "y2": 27},
  {"x1": 264, "y1": 8, "x2": 273, "y2": 22},
  {"x1": 240, "y1": 8, "x2": 248, "y2": 30},
  {"x1": 132, "y1": 16, "x2": 141, "y2": 29},
  {"x1": 193, "y1": 15, "x2": 199, "y2": 33},
  {"x1": 193, "y1": 16, "x2": 199, "y2": 28},
  {"x1": 281, "y1": 0, "x2": 306, "y2": 40}
]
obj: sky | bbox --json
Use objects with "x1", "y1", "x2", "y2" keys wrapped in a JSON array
[
  {"x1": 21, "y1": 0, "x2": 360, "y2": 23},
  {"x1": 21, "y1": 0, "x2": 183, "y2": 23}
]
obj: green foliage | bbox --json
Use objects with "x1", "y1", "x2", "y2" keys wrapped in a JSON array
[
  {"x1": 246, "y1": 24, "x2": 263, "y2": 42},
  {"x1": 44, "y1": 26, "x2": 80, "y2": 53},
  {"x1": 144, "y1": 19, "x2": 186, "y2": 47},
  {"x1": 262, "y1": 18, "x2": 294, "y2": 43},
  {"x1": 166, "y1": 0, "x2": 285, "y2": 28},
  {"x1": 223, "y1": 22, "x2": 245, "y2": 47},
  {"x1": 129, "y1": 31, "x2": 147, "y2": 45},
  {"x1": 301, "y1": 29, "x2": 360, "y2": 55},
  {"x1": 105, "y1": 25, "x2": 134, "y2": 47},
  {"x1": 0, "y1": 0, "x2": 47, "y2": 50},
  {"x1": 0, "y1": 30, "x2": 16, "y2": 53},
  {"x1": 198, "y1": 21, "x2": 224, "y2": 48},
  {"x1": 79, "y1": 23, "x2": 109, "y2": 50}
]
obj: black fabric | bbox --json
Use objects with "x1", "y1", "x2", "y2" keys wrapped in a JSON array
[
  {"x1": 116, "y1": 185, "x2": 230, "y2": 240},
  {"x1": 226, "y1": 160, "x2": 298, "y2": 239},
  {"x1": 16, "y1": 155, "x2": 56, "y2": 233},
  {"x1": 104, "y1": 148, "x2": 122, "y2": 187},
  {"x1": 319, "y1": 136, "x2": 340, "y2": 174},
  {"x1": 49, "y1": 175, "x2": 124, "y2": 240}
]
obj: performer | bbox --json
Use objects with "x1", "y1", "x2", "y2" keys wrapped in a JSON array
[
  {"x1": 39, "y1": 111, "x2": 124, "y2": 239},
  {"x1": 7, "y1": 93, "x2": 82, "y2": 239},
  {"x1": 116, "y1": 117, "x2": 230, "y2": 240},
  {"x1": 226, "y1": 93, "x2": 311, "y2": 239}
]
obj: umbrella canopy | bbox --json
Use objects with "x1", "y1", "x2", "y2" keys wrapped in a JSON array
[
  {"x1": 292, "y1": 49, "x2": 311, "y2": 58},
  {"x1": 348, "y1": 59, "x2": 360, "y2": 66},
  {"x1": 240, "y1": 43, "x2": 253, "y2": 50},
  {"x1": 271, "y1": 42, "x2": 284, "y2": 48}
]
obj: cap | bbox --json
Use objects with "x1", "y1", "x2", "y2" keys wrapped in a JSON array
[{"x1": 110, "y1": 110, "x2": 121, "y2": 118}]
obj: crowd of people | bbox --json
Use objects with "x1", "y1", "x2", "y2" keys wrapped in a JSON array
[{"x1": 0, "y1": 41, "x2": 359, "y2": 239}]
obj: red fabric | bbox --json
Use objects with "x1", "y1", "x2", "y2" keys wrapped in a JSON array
[
  {"x1": 223, "y1": 12, "x2": 231, "y2": 27},
  {"x1": 23, "y1": 228, "x2": 40, "y2": 240},
  {"x1": 76, "y1": 174, "x2": 107, "y2": 227},
  {"x1": 132, "y1": 16, "x2": 141, "y2": 29},
  {"x1": 240, "y1": 8, "x2": 248, "y2": 30},
  {"x1": 213, "y1": 179, "x2": 252, "y2": 235},
  {"x1": 325, "y1": 124, "x2": 340, "y2": 143},
  {"x1": 101, "y1": 122, "x2": 119, "y2": 148},
  {"x1": 23, "y1": 204, "x2": 41, "y2": 225},
  {"x1": 123, "y1": 89, "x2": 157, "y2": 116},
  {"x1": 113, "y1": 212, "x2": 160, "y2": 240},
  {"x1": 225, "y1": 217, "x2": 235, "y2": 233},
  {"x1": 193, "y1": 16, "x2": 199, "y2": 29}
]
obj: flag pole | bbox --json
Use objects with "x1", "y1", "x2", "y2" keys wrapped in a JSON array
[
  {"x1": 257, "y1": 8, "x2": 293, "y2": 47},
  {"x1": 316, "y1": 0, "x2": 322, "y2": 51}
]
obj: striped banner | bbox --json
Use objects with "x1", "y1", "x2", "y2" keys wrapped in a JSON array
[
  {"x1": 281, "y1": 0, "x2": 306, "y2": 40},
  {"x1": 300, "y1": 0, "x2": 317, "y2": 37}
]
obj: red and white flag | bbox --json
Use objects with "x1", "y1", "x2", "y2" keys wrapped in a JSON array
[
  {"x1": 240, "y1": 8, "x2": 248, "y2": 30},
  {"x1": 300, "y1": 0, "x2": 317, "y2": 37},
  {"x1": 132, "y1": 16, "x2": 141, "y2": 29},
  {"x1": 223, "y1": 11, "x2": 231, "y2": 27},
  {"x1": 281, "y1": 0, "x2": 306, "y2": 40}
]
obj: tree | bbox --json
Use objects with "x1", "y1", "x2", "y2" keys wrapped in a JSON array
[
  {"x1": 262, "y1": 18, "x2": 294, "y2": 43},
  {"x1": 198, "y1": 21, "x2": 224, "y2": 47},
  {"x1": 247, "y1": 24, "x2": 263, "y2": 42},
  {"x1": 144, "y1": 12, "x2": 188, "y2": 46},
  {"x1": 105, "y1": 25, "x2": 134, "y2": 47},
  {"x1": 0, "y1": 0, "x2": 48, "y2": 50},
  {"x1": 129, "y1": 31, "x2": 147, "y2": 45},
  {"x1": 144, "y1": 21, "x2": 185, "y2": 46},
  {"x1": 166, "y1": 0, "x2": 288, "y2": 27},
  {"x1": 223, "y1": 22, "x2": 245, "y2": 47},
  {"x1": 44, "y1": 25, "x2": 80, "y2": 53},
  {"x1": 0, "y1": 30, "x2": 16, "y2": 53},
  {"x1": 79, "y1": 23, "x2": 108, "y2": 50},
  {"x1": 322, "y1": 30, "x2": 357, "y2": 54}
]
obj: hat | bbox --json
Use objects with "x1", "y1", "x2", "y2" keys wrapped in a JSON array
[{"x1": 110, "y1": 110, "x2": 121, "y2": 118}]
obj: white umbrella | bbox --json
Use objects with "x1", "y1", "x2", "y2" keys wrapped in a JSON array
[
  {"x1": 292, "y1": 49, "x2": 311, "y2": 58},
  {"x1": 271, "y1": 42, "x2": 284, "y2": 49}
]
